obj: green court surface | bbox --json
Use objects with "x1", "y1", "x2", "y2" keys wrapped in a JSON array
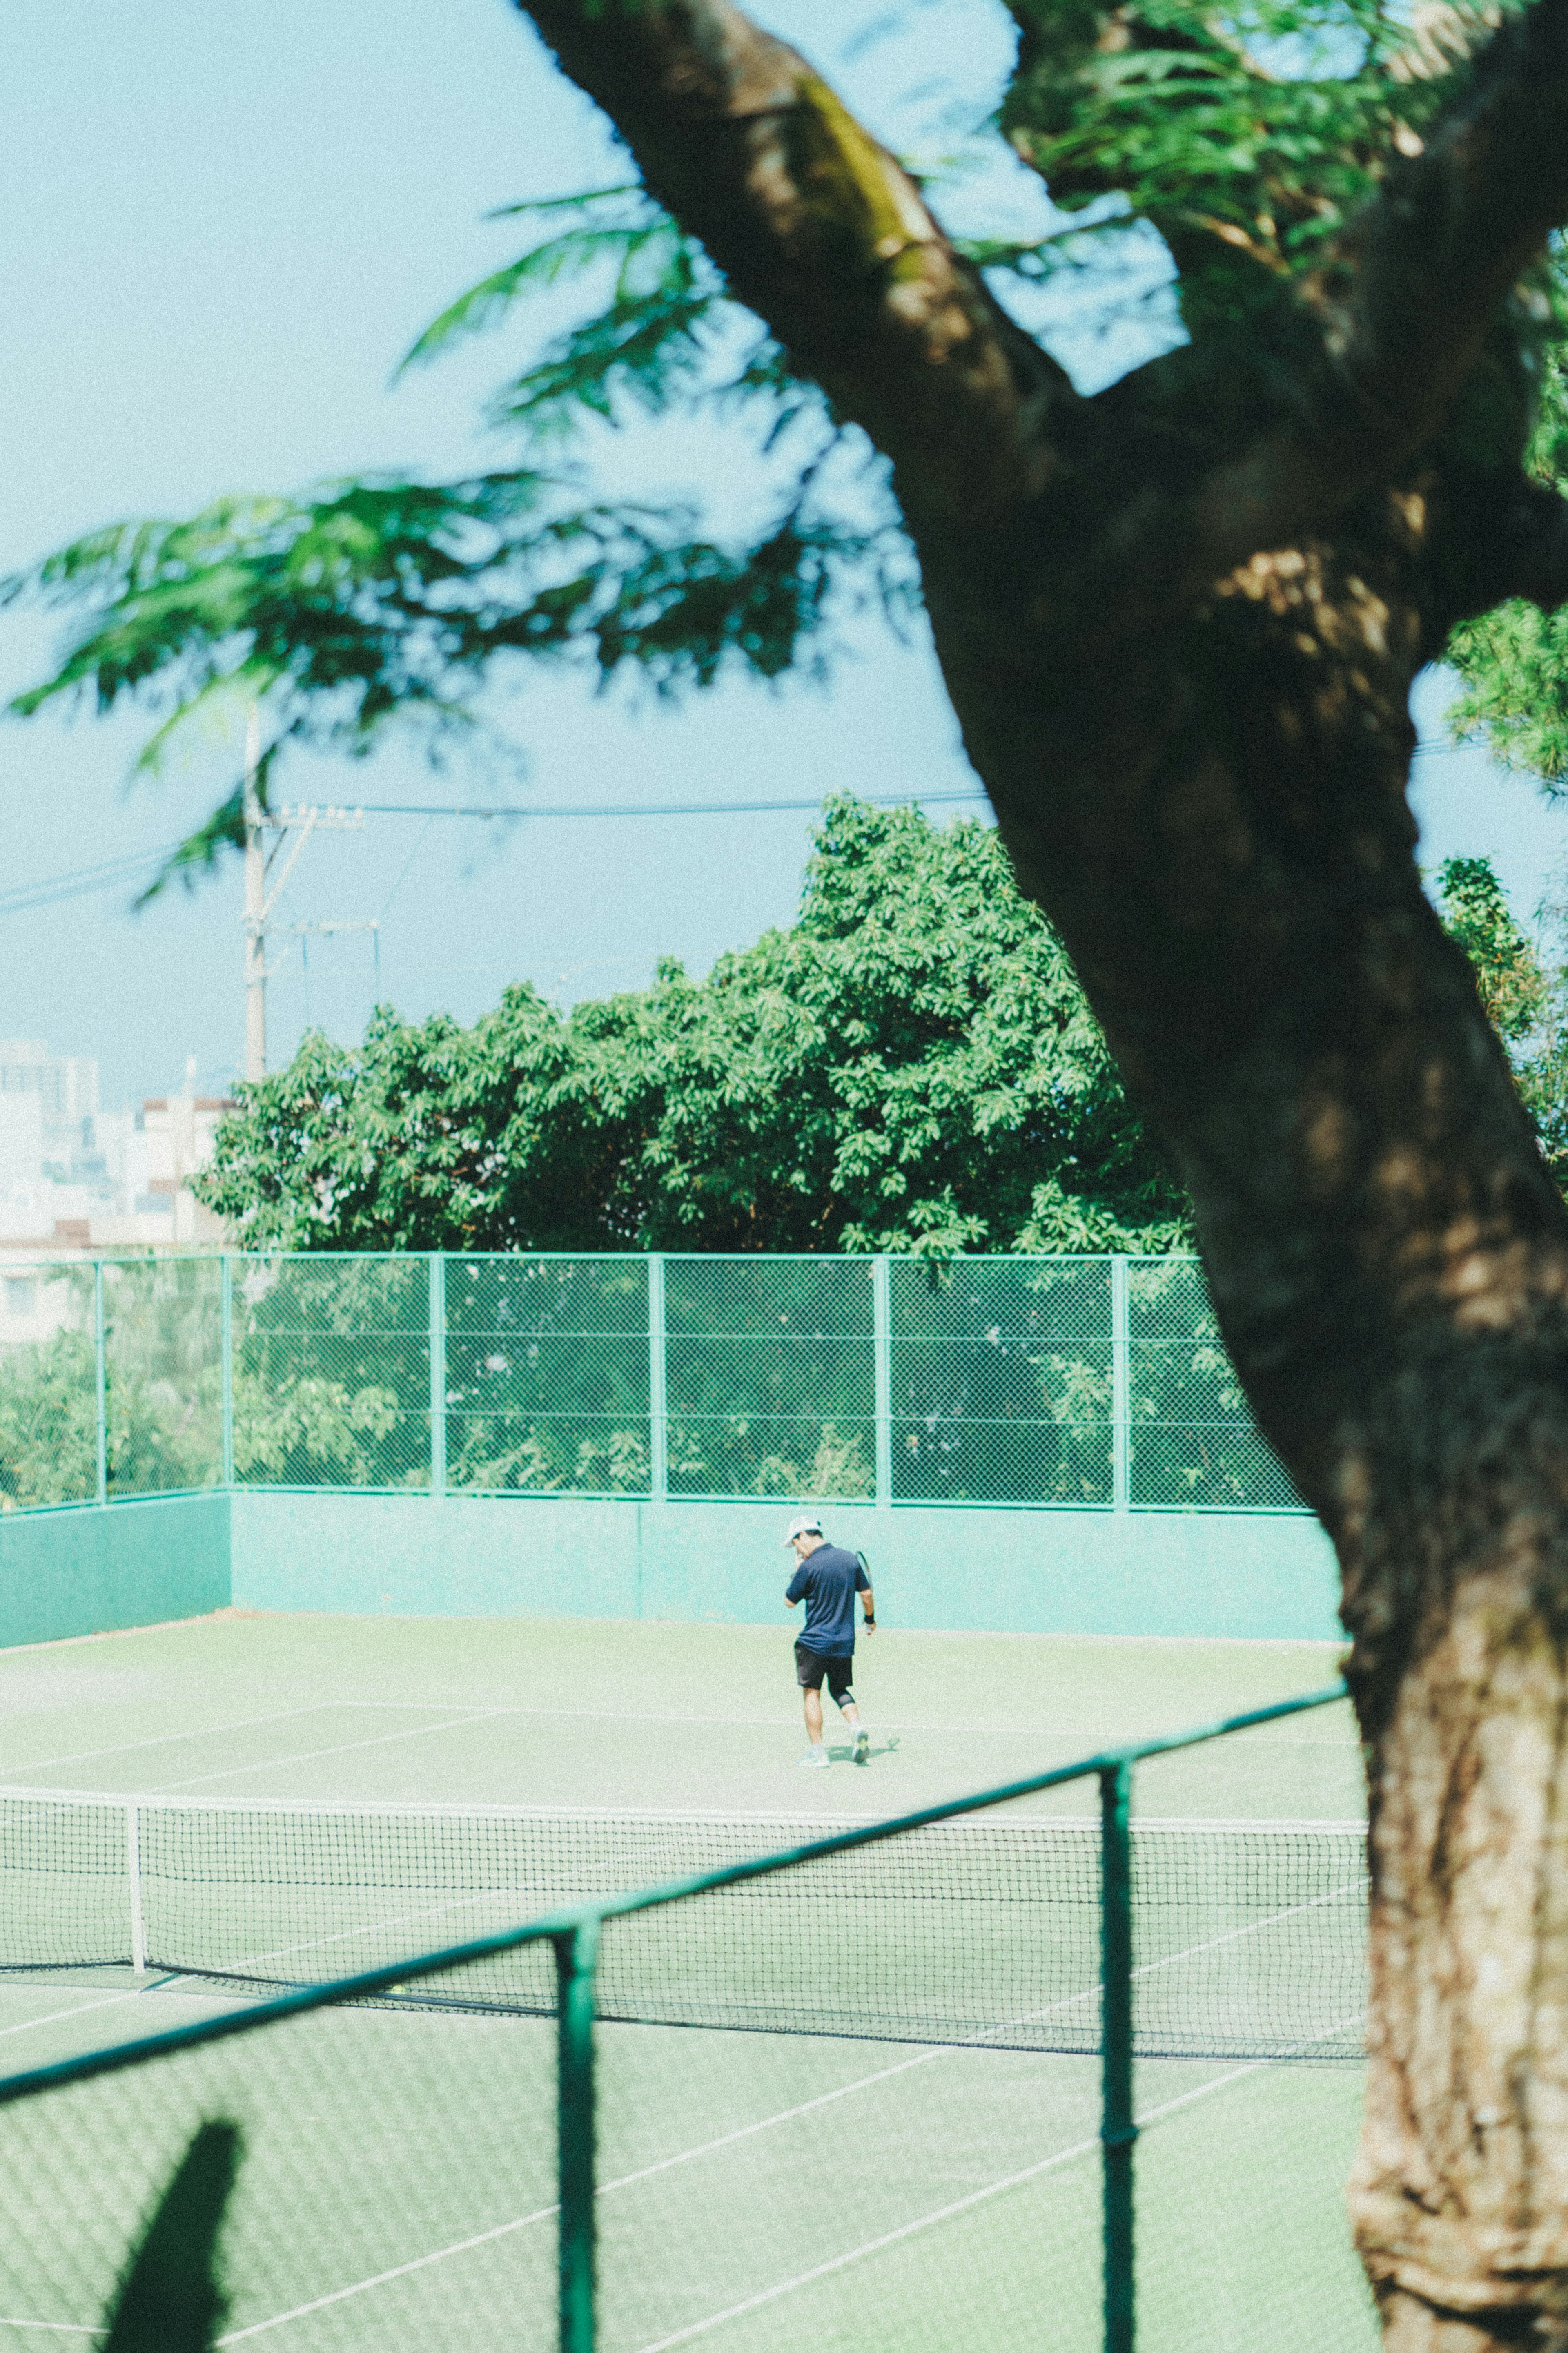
[
  {"x1": 0, "y1": 2006, "x2": 1375, "y2": 2352},
  {"x1": 0, "y1": 1607, "x2": 1359, "y2": 1819},
  {"x1": 0, "y1": 1608, "x2": 1372, "y2": 2348}
]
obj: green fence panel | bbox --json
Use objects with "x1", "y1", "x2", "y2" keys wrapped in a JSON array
[
  {"x1": 102, "y1": 1256, "x2": 224, "y2": 1500},
  {"x1": 1127, "y1": 1258, "x2": 1304, "y2": 1511},
  {"x1": 664, "y1": 1254, "x2": 878, "y2": 1500},
  {"x1": 0, "y1": 1261, "x2": 98, "y2": 1511},
  {"x1": 231, "y1": 1253, "x2": 433, "y2": 1491},
  {"x1": 889, "y1": 1255, "x2": 1115, "y2": 1506},
  {"x1": 0, "y1": 1249, "x2": 1314, "y2": 1519},
  {"x1": 444, "y1": 1255, "x2": 653, "y2": 1497}
]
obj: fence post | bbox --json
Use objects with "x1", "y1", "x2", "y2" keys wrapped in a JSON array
[
  {"x1": 1111, "y1": 1256, "x2": 1130, "y2": 1513},
  {"x1": 220, "y1": 1256, "x2": 234, "y2": 1490},
  {"x1": 428, "y1": 1253, "x2": 446, "y2": 1501},
  {"x1": 872, "y1": 1256, "x2": 892, "y2": 1509},
  {"x1": 555, "y1": 1917, "x2": 601, "y2": 2353},
  {"x1": 93, "y1": 1262, "x2": 108, "y2": 1508},
  {"x1": 1100, "y1": 1761, "x2": 1136, "y2": 2353},
  {"x1": 648, "y1": 1255, "x2": 667, "y2": 1504}
]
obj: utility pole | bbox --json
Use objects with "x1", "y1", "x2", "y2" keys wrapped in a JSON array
[{"x1": 239, "y1": 708, "x2": 370, "y2": 1082}]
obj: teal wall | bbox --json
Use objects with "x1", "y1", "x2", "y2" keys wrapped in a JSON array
[
  {"x1": 229, "y1": 1492, "x2": 1343, "y2": 1642},
  {"x1": 0, "y1": 1492, "x2": 231, "y2": 1649},
  {"x1": 0, "y1": 1490, "x2": 1344, "y2": 1648}
]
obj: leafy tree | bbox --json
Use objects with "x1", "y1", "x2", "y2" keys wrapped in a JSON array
[
  {"x1": 198, "y1": 796, "x2": 1187, "y2": 1254},
  {"x1": 11, "y1": 0, "x2": 1568, "y2": 2335},
  {"x1": 1437, "y1": 853, "x2": 1568, "y2": 1193},
  {"x1": 1447, "y1": 292, "x2": 1568, "y2": 774}
]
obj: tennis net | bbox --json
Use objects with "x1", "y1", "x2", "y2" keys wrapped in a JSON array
[{"x1": 0, "y1": 1786, "x2": 1366, "y2": 2060}]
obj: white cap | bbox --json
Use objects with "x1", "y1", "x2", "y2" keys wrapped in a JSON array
[{"x1": 784, "y1": 1512, "x2": 823, "y2": 1545}]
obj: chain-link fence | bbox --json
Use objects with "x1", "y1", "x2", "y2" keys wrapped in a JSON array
[
  {"x1": 0, "y1": 1687, "x2": 1367, "y2": 2353},
  {"x1": 665, "y1": 1256, "x2": 878, "y2": 1501},
  {"x1": 0, "y1": 1251, "x2": 1306, "y2": 1515},
  {"x1": 444, "y1": 1255, "x2": 652, "y2": 1496}
]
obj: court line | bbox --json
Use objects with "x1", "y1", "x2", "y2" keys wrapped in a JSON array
[
  {"x1": 3, "y1": 2016, "x2": 1365, "y2": 2346},
  {"x1": 211, "y1": 2038, "x2": 1016, "y2": 2345},
  {"x1": 0, "y1": 2322, "x2": 103, "y2": 2336},
  {"x1": 0, "y1": 1706, "x2": 354, "y2": 1778},
  {"x1": 628, "y1": 2021, "x2": 1367, "y2": 2353},
  {"x1": 208, "y1": 1902, "x2": 1365, "y2": 2340},
  {"x1": 150, "y1": 1711, "x2": 514, "y2": 1791},
  {"x1": 214, "y1": 2197, "x2": 561, "y2": 2343}
]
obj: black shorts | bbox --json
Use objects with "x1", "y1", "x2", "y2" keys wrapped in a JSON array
[{"x1": 795, "y1": 1643, "x2": 855, "y2": 1701}]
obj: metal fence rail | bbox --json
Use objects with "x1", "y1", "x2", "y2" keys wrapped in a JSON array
[
  {"x1": 0, "y1": 1685, "x2": 1361, "y2": 2352},
  {"x1": 0, "y1": 1250, "x2": 1305, "y2": 1517}
]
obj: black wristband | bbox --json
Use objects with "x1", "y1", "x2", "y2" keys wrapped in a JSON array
[{"x1": 864, "y1": 1615, "x2": 876, "y2": 1626}]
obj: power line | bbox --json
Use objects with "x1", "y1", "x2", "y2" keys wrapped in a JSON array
[
  {"x1": 328, "y1": 790, "x2": 992, "y2": 819},
  {"x1": 0, "y1": 841, "x2": 188, "y2": 919},
  {"x1": 0, "y1": 790, "x2": 991, "y2": 921},
  {"x1": 0, "y1": 749, "x2": 1501, "y2": 924}
]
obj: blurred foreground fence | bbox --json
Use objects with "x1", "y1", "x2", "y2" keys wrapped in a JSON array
[
  {"x1": 0, "y1": 1251, "x2": 1304, "y2": 1516},
  {"x1": 0, "y1": 1686, "x2": 1368, "y2": 2353}
]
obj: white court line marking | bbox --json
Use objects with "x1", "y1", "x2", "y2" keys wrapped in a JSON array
[
  {"x1": 211, "y1": 2040, "x2": 997, "y2": 2346},
  {"x1": 0, "y1": 1990, "x2": 162, "y2": 2044},
  {"x1": 629, "y1": 2021, "x2": 1368, "y2": 2353},
  {"x1": 0, "y1": 2322, "x2": 104, "y2": 2336},
  {"x1": 214, "y1": 2196, "x2": 561, "y2": 2344},
  {"x1": 1, "y1": 1706, "x2": 349, "y2": 1778},
  {"x1": 209, "y1": 1896, "x2": 1366, "y2": 2340},
  {"x1": 152, "y1": 1712, "x2": 513, "y2": 1792}
]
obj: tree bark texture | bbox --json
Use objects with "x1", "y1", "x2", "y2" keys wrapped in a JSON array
[{"x1": 514, "y1": 2, "x2": 1568, "y2": 2340}]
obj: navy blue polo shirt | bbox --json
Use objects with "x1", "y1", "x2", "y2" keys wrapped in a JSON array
[{"x1": 786, "y1": 1544, "x2": 870, "y2": 1657}]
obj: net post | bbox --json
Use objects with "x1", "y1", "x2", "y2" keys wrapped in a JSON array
[
  {"x1": 648, "y1": 1255, "x2": 667, "y2": 1505},
  {"x1": 93, "y1": 1261, "x2": 107, "y2": 1508},
  {"x1": 1100, "y1": 1760, "x2": 1136, "y2": 2353},
  {"x1": 555, "y1": 1916, "x2": 601, "y2": 2353},
  {"x1": 220, "y1": 1255, "x2": 234, "y2": 1490},
  {"x1": 873, "y1": 1256, "x2": 892, "y2": 1509},
  {"x1": 1111, "y1": 1256, "x2": 1130, "y2": 1512},
  {"x1": 125, "y1": 1804, "x2": 146, "y2": 1976},
  {"x1": 428, "y1": 1252, "x2": 446, "y2": 1501}
]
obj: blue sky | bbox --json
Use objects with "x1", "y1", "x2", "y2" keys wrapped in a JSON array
[{"x1": 1, "y1": 0, "x2": 1561, "y2": 1108}]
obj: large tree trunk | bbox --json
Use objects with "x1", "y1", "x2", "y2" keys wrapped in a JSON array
[
  {"x1": 939, "y1": 500, "x2": 1568, "y2": 2348},
  {"x1": 513, "y1": 4, "x2": 1568, "y2": 2337}
]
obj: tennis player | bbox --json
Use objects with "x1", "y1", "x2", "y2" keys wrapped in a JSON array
[{"x1": 784, "y1": 1513, "x2": 875, "y2": 1768}]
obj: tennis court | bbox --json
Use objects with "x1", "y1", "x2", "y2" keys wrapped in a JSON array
[{"x1": 0, "y1": 1610, "x2": 1372, "y2": 2349}]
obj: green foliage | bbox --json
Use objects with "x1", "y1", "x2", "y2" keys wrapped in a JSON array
[
  {"x1": 6, "y1": 4, "x2": 1566, "y2": 854},
  {"x1": 198, "y1": 797, "x2": 1189, "y2": 1256},
  {"x1": 1435, "y1": 855, "x2": 1549, "y2": 1041},
  {"x1": 1434, "y1": 853, "x2": 1568, "y2": 1190},
  {"x1": 101, "y1": 2121, "x2": 241, "y2": 2353},
  {"x1": 1447, "y1": 268, "x2": 1568, "y2": 781},
  {"x1": 1003, "y1": 0, "x2": 1442, "y2": 331},
  {"x1": 0, "y1": 1321, "x2": 98, "y2": 1509},
  {"x1": 0, "y1": 1261, "x2": 228, "y2": 1510},
  {"x1": 232, "y1": 1255, "x2": 434, "y2": 1490},
  {"x1": 3, "y1": 455, "x2": 899, "y2": 893}
]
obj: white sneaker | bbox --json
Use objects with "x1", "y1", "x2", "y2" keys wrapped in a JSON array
[
  {"x1": 853, "y1": 1727, "x2": 870, "y2": 1764},
  {"x1": 799, "y1": 1745, "x2": 830, "y2": 1769}
]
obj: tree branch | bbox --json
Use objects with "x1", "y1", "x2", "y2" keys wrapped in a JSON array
[
  {"x1": 512, "y1": 0, "x2": 1076, "y2": 531},
  {"x1": 1421, "y1": 467, "x2": 1568, "y2": 629},
  {"x1": 1191, "y1": 0, "x2": 1568, "y2": 578}
]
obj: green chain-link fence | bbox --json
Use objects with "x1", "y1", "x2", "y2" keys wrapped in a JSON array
[
  {"x1": 0, "y1": 1687, "x2": 1366, "y2": 2351},
  {"x1": 0, "y1": 1251, "x2": 1305, "y2": 1515}
]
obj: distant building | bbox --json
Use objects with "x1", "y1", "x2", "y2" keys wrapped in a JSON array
[{"x1": 0, "y1": 1044, "x2": 235, "y2": 1255}]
